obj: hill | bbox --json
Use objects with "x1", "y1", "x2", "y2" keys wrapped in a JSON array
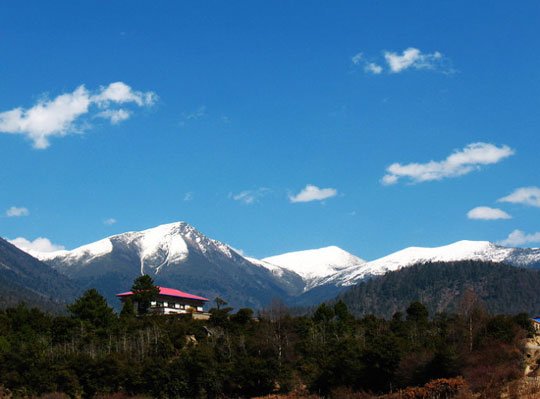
[
  {"x1": 338, "y1": 260, "x2": 540, "y2": 318},
  {"x1": 0, "y1": 237, "x2": 81, "y2": 312}
]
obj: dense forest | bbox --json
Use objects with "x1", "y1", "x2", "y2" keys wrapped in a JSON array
[
  {"x1": 338, "y1": 260, "x2": 540, "y2": 318},
  {"x1": 0, "y1": 276, "x2": 536, "y2": 399}
]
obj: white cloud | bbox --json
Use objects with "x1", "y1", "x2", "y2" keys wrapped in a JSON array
[
  {"x1": 92, "y1": 82, "x2": 157, "y2": 107},
  {"x1": 364, "y1": 62, "x2": 383, "y2": 74},
  {"x1": 10, "y1": 237, "x2": 65, "y2": 253},
  {"x1": 381, "y1": 174, "x2": 399, "y2": 185},
  {"x1": 352, "y1": 47, "x2": 451, "y2": 75},
  {"x1": 382, "y1": 142, "x2": 515, "y2": 185},
  {"x1": 498, "y1": 230, "x2": 540, "y2": 247},
  {"x1": 384, "y1": 47, "x2": 444, "y2": 73},
  {"x1": 0, "y1": 86, "x2": 91, "y2": 149},
  {"x1": 5, "y1": 206, "x2": 29, "y2": 217},
  {"x1": 103, "y1": 218, "x2": 117, "y2": 225},
  {"x1": 97, "y1": 109, "x2": 131, "y2": 124},
  {"x1": 0, "y1": 82, "x2": 157, "y2": 149},
  {"x1": 351, "y1": 52, "x2": 363, "y2": 65},
  {"x1": 498, "y1": 186, "x2": 540, "y2": 208},
  {"x1": 230, "y1": 188, "x2": 270, "y2": 205},
  {"x1": 350, "y1": 52, "x2": 383, "y2": 74},
  {"x1": 467, "y1": 206, "x2": 511, "y2": 220},
  {"x1": 289, "y1": 184, "x2": 338, "y2": 203}
]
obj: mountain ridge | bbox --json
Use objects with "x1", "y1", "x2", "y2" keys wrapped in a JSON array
[
  {"x1": 21, "y1": 222, "x2": 304, "y2": 309},
  {"x1": 337, "y1": 260, "x2": 540, "y2": 318},
  {"x1": 330, "y1": 239, "x2": 540, "y2": 287},
  {"x1": 9, "y1": 221, "x2": 540, "y2": 309},
  {"x1": 0, "y1": 237, "x2": 81, "y2": 311}
]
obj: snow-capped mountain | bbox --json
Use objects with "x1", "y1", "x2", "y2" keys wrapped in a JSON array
[
  {"x1": 25, "y1": 222, "x2": 366, "y2": 308},
  {"x1": 333, "y1": 240, "x2": 540, "y2": 286},
  {"x1": 30, "y1": 222, "x2": 304, "y2": 309},
  {"x1": 262, "y1": 246, "x2": 365, "y2": 291},
  {"x1": 16, "y1": 221, "x2": 540, "y2": 309},
  {"x1": 37, "y1": 222, "x2": 236, "y2": 276}
]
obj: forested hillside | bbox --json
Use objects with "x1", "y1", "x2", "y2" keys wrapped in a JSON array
[
  {"x1": 0, "y1": 237, "x2": 80, "y2": 312},
  {"x1": 0, "y1": 290, "x2": 533, "y2": 398},
  {"x1": 338, "y1": 260, "x2": 540, "y2": 318}
]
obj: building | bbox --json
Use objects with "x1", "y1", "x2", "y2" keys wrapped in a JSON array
[
  {"x1": 532, "y1": 317, "x2": 540, "y2": 334},
  {"x1": 117, "y1": 286, "x2": 210, "y2": 319}
]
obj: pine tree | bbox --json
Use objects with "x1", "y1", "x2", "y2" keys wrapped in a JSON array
[
  {"x1": 120, "y1": 297, "x2": 136, "y2": 319},
  {"x1": 68, "y1": 288, "x2": 116, "y2": 329},
  {"x1": 131, "y1": 275, "x2": 160, "y2": 315}
]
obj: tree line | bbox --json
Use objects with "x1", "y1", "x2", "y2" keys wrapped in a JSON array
[
  {"x1": 0, "y1": 275, "x2": 535, "y2": 398},
  {"x1": 338, "y1": 260, "x2": 540, "y2": 318}
]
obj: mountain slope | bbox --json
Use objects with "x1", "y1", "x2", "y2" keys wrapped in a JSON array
[
  {"x1": 18, "y1": 222, "x2": 540, "y2": 311},
  {"x1": 332, "y1": 240, "x2": 540, "y2": 286},
  {"x1": 338, "y1": 260, "x2": 540, "y2": 318},
  {"x1": 32, "y1": 222, "x2": 304, "y2": 309},
  {"x1": 263, "y1": 246, "x2": 365, "y2": 291},
  {"x1": 0, "y1": 237, "x2": 80, "y2": 311}
]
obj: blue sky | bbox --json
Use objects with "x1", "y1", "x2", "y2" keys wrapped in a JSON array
[{"x1": 1, "y1": 1, "x2": 539, "y2": 260}]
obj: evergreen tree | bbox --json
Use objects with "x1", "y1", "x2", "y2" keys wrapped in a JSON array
[
  {"x1": 119, "y1": 297, "x2": 136, "y2": 319},
  {"x1": 313, "y1": 303, "x2": 335, "y2": 323},
  {"x1": 67, "y1": 288, "x2": 116, "y2": 329},
  {"x1": 334, "y1": 300, "x2": 353, "y2": 323},
  {"x1": 406, "y1": 301, "x2": 429, "y2": 324},
  {"x1": 131, "y1": 274, "x2": 160, "y2": 314},
  {"x1": 214, "y1": 296, "x2": 227, "y2": 310}
]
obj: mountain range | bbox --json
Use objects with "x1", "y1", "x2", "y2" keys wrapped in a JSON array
[{"x1": 9, "y1": 221, "x2": 540, "y2": 310}]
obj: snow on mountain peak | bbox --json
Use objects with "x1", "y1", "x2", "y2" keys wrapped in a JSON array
[
  {"x1": 337, "y1": 239, "x2": 537, "y2": 286},
  {"x1": 27, "y1": 221, "x2": 243, "y2": 275},
  {"x1": 263, "y1": 245, "x2": 365, "y2": 281},
  {"x1": 34, "y1": 238, "x2": 113, "y2": 262},
  {"x1": 133, "y1": 223, "x2": 190, "y2": 274},
  {"x1": 15, "y1": 220, "x2": 540, "y2": 298}
]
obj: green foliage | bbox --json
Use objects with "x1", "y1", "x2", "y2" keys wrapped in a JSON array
[
  {"x1": 68, "y1": 288, "x2": 116, "y2": 330},
  {"x1": 0, "y1": 298, "x2": 532, "y2": 398},
  {"x1": 231, "y1": 307, "x2": 254, "y2": 324},
  {"x1": 119, "y1": 297, "x2": 135, "y2": 319},
  {"x1": 334, "y1": 299, "x2": 353, "y2": 322},
  {"x1": 483, "y1": 315, "x2": 520, "y2": 344},
  {"x1": 214, "y1": 296, "x2": 227, "y2": 310},
  {"x1": 313, "y1": 303, "x2": 335, "y2": 323},
  {"x1": 338, "y1": 260, "x2": 540, "y2": 318},
  {"x1": 130, "y1": 275, "x2": 160, "y2": 314},
  {"x1": 406, "y1": 301, "x2": 429, "y2": 324},
  {"x1": 209, "y1": 306, "x2": 233, "y2": 327}
]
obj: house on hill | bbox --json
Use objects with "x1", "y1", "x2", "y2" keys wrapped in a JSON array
[{"x1": 117, "y1": 286, "x2": 210, "y2": 319}]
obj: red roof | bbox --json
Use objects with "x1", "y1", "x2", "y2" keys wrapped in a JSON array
[{"x1": 116, "y1": 286, "x2": 209, "y2": 302}]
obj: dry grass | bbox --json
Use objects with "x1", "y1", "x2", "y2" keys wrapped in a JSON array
[{"x1": 501, "y1": 377, "x2": 540, "y2": 399}]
